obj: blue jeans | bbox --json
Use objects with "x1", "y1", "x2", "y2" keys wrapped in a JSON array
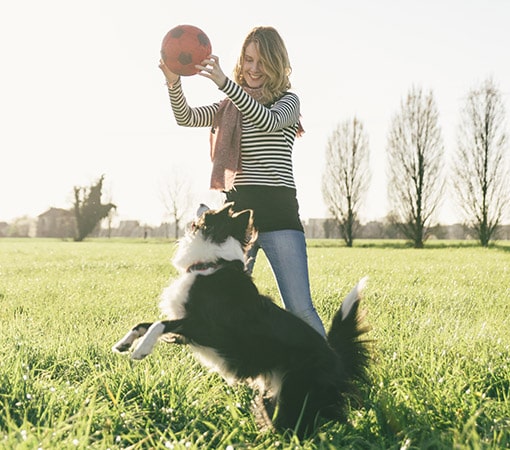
[{"x1": 246, "y1": 229, "x2": 326, "y2": 336}]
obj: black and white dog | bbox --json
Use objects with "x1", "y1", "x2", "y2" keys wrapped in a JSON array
[{"x1": 113, "y1": 204, "x2": 370, "y2": 436}]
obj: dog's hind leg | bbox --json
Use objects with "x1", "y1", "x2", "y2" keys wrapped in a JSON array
[
  {"x1": 248, "y1": 377, "x2": 276, "y2": 432},
  {"x1": 251, "y1": 391, "x2": 275, "y2": 433},
  {"x1": 112, "y1": 322, "x2": 153, "y2": 354},
  {"x1": 131, "y1": 319, "x2": 186, "y2": 360}
]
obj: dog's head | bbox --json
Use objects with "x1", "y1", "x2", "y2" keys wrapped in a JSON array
[{"x1": 172, "y1": 203, "x2": 255, "y2": 273}]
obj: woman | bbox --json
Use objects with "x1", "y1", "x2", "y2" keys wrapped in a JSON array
[{"x1": 159, "y1": 26, "x2": 325, "y2": 336}]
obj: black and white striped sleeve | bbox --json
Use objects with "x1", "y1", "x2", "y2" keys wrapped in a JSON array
[
  {"x1": 167, "y1": 79, "x2": 219, "y2": 127},
  {"x1": 221, "y1": 79, "x2": 300, "y2": 132}
]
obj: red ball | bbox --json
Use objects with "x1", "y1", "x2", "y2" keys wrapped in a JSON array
[{"x1": 161, "y1": 25, "x2": 212, "y2": 76}]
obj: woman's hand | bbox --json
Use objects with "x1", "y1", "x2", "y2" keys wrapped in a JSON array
[
  {"x1": 159, "y1": 59, "x2": 180, "y2": 86},
  {"x1": 196, "y1": 55, "x2": 227, "y2": 88}
]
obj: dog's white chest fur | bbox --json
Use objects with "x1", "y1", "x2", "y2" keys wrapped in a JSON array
[
  {"x1": 148, "y1": 218, "x2": 256, "y2": 384},
  {"x1": 160, "y1": 232, "x2": 245, "y2": 320},
  {"x1": 159, "y1": 273, "x2": 196, "y2": 320}
]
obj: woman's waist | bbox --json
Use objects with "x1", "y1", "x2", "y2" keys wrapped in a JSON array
[{"x1": 225, "y1": 185, "x2": 303, "y2": 232}]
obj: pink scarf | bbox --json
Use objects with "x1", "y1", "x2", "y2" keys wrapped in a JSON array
[{"x1": 209, "y1": 87, "x2": 269, "y2": 191}]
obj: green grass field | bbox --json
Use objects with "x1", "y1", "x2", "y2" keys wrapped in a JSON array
[{"x1": 1, "y1": 238, "x2": 509, "y2": 449}]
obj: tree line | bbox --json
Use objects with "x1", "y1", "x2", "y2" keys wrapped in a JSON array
[
  {"x1": 322, "y1": 77, "x2": 510, "y2": 248},
  {"x1": 5, "y1": 78, "x2": 508, "y2": 245}
]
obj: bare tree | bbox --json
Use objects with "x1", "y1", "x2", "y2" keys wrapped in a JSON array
[
  {"x1": 160, "y1": 170, "x2": 194, "y2": 239},
  {"x1": 387, "y1": 86, "x2": 445, "y2": 248},
  {"x1": 453, "y1": 77, "x2": 509, "y2": 247},
  {"x1": 322, "y1": 117, "x2": 370, "y2": 247},
  {"x1": 73, "y1": 175, "x2": 116, "y2": 241}
]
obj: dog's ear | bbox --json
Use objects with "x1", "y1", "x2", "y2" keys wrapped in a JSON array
[
  {"x1": 212, "y1": 202, "x2": 235, "y2": 218},
  {"x1": 232, "y1": 209, "x2": 252, "y2": 230},
  {"x1": 224, "y1": 202, "x2": 236, "y2": 216},
  {"x1": 232, "y1": 209, "x2": 255, "y2": 248}
]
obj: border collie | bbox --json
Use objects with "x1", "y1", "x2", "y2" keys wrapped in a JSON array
[{"x1": 113, "y1": 204, "x2": 370, "y2": 437}]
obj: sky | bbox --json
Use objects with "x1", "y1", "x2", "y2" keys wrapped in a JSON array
[{"x1": 1, "y1": 0, "x2": 510, "y2": 226}]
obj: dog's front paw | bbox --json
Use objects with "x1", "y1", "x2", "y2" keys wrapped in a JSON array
[
  {"x1": 130, "y1": 340, "x2": 153, "y2": 360},
  {"x1": 130, "y1": 349, "x2": 149, "y2": 360},
  {"x1": 112, "y1": 342, "x2": 132, "y2": 354},
  {"x1": 112, "y1": 329, "x2": 140, "y2": 354},
  {"x1": 129, "y1": 322, "x2": 164, "y2": 360}
]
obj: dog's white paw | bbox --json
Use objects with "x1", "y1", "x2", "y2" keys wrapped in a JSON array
[
  {"x1": 112, "y1": 342, "x2": 131, "y2": 354},
  {"x1": 130, "y1": 348, "x2": 149, "y2": 360},
  {"x1": 112, "y1": 330, "x2": 139, "y2": 354},
  {"x1": 130, "y1": 322, "x2": 165, "y2": 360}
]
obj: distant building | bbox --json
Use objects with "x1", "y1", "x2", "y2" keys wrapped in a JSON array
[
  {"x1": 304, "y1": 218, "x2": 342, "y2": 239},
  {"x1": 37, "y1": 208, "x2": 76, "y2": 238},
  {"x1": 497, "y1": 225, "x2": 510, "y2": 240},
  {"x1": 114, "y1": 220, "x2": 144, "y2": 238},
  {"x1": 30, "y1": 209, "x2": 509, "y2": 241}
]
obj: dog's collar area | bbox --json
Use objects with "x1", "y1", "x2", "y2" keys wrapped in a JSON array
[{"x1": 187, "y1": 260, "x2": 224, "y2": 273}]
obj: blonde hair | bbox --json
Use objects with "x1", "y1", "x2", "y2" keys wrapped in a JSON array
[{"x1": 234, "y1": 27, "x2": 292, "y2": 102}]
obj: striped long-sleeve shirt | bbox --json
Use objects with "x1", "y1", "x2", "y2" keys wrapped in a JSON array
[
  {"x1": 167, "y1": 77, "x2": 304, "y2": 232},
  {"x1": 168, "y1": 78, "x2": 300, "y2": 189}
]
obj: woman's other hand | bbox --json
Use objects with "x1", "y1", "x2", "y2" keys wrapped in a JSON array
[{"x1": 196, "y1": 55, "x2": 227, "y2": 88}]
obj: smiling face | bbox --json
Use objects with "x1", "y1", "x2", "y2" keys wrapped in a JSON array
[
  {"x1": 234, "y1": 27, "x2": 292, "y2": 101},
  {"x1": 242, "y1": 42, "x2": 266, "y2": 89}
]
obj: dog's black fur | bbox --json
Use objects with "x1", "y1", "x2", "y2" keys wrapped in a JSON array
[{"x1": 113, "y1": 204, "x2": 370, "y2": 437}]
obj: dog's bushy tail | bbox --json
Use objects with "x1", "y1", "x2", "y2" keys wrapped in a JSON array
[{"x1": 327, "y1": 277, "x2": 371, "y2": 384}]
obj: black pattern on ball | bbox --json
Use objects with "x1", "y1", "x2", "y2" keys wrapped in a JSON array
[
  {"x1": 170, "y1": 27, "x2": 184, "y2": 39},
  {"x1": 197, "y1": 32, "x2": 210, "y2": 47},
  {"x1": 178, "y1": 52, "x2": 193, "y2": 65}
]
